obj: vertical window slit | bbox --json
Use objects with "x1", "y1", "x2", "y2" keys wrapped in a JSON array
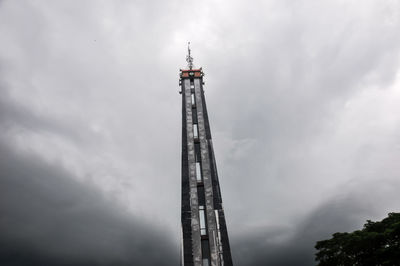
[
  {"x1": 199, "y1": 205, "x2": 207, "y2": 236},
  {"x1": 191, "y1": 93, "x2": 196, "y2": 106},
  {"x1": 193, "y1": 124, "x2": 198, "y2": 139},
  {"x1": 196, "y1": 162, "x2": 202, "y2": 182}
]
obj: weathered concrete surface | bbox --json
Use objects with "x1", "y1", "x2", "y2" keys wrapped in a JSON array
[
  {"x1": 184, "y1": 79, "x2": 202, "y2": 266},
  {"x1": 181, "y1": 71, "x2": 233, "y2": 266},
  {"x1": 194, "y1": 78, "x2": 219, "y2": 266}
]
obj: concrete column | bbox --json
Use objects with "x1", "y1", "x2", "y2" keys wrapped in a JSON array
[
  {"x1": 194, "y1": 78, "x2": 219, "y2": 266},
  {"x1": 184, "y1": 79, "x2": 202, "y2": 266}
]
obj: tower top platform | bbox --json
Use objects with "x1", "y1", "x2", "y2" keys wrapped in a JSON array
[{"x1": 179, "y1": 68, "x2": 204, "y2": 78}]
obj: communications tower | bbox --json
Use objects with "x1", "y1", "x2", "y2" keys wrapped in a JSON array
[{"x1": 180, "y1": 44, "x2": 233, "y2": 266}]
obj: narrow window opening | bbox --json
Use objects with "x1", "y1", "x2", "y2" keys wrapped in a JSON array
[
  {"x1": 215, "y1": 209, "x2": 224, "y2": 258},
  {"x1": 196, "y1": 162, "x2": 202, "y2": 182},
  {"x1": 199, "y1": 205, "x2": 207, "y2": 236},
  {"x1": 193, "y1": 124, "x2": 198, "y2": 139},
  {"x1": 191, "y1": 93, "x2": 196, "y2": 106}
]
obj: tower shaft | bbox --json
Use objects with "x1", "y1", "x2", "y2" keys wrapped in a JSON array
[{"x1": 180, "y1": 68, "x2": 233, "y2": 266}]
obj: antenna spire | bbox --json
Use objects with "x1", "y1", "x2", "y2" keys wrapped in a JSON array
[{"x1": 186, "y1": 42, "x2": 194, "y2": 70}]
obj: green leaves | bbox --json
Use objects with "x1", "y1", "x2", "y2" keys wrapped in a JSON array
[{"x1": 315, "y1": 213, "x2": 400, "y2": 266}]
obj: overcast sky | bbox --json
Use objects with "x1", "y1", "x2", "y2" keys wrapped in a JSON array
[{"x1": 1, "y1": 0, "x2": 400, "y2": 265}]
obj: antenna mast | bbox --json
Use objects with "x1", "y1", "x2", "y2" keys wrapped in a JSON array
[{"x1": 186, "y1": 42, "x2": 194, "y2": 70}]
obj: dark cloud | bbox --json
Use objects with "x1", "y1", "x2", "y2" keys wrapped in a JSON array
[
  {"x1": 232, "y1": 177, "x2": 400, "y2": 265},
  {"x1": 0, "y1": 0, "x2": 399, "y2": 265},
  {"x1": 0, "y1": 140, "x2": 178, "y2": 265}
]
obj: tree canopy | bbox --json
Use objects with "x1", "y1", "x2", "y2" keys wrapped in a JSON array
[{"x1": 315, "y1": 212, "x2": 400, "y2": 266}]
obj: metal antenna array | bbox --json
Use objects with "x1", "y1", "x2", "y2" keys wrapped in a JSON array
[{"x1": 186, "y1": 42, "x2": 194, "y2": 70}]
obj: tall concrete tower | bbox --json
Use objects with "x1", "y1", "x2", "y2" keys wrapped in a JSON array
[{"x1": 180, "y1": 44, "x2": 233, "y2": 266}]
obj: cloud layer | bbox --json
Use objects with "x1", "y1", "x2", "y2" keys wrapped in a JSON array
[
  {"x1": 0, "y1": 0, "x2": 400, "y2": 265},
  {"x1": 0, "y1": 140, "x2": 178, "y2": 265}
]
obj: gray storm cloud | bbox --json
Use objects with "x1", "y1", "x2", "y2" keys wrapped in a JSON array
[
  {"x1": 1, "y1": 0, "x2": 400, "y2": 265},
  {"x1": 0, "y1": 140, "x2": 178, "y2": 265}
]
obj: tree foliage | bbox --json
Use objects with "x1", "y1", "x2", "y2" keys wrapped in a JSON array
[{"x1": 315, "y1": 213, "x2": 400, "y2": 266}]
